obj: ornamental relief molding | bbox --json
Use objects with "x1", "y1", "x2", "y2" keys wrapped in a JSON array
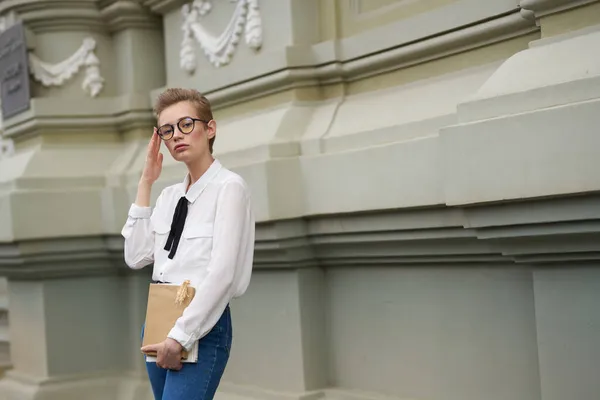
[
  {"x1": 180, "y1": 0, "x2": 263, "y2": 73},
  {"x1": 0, "y1": 11, "x2": 105, "y2": 99},
  {"x1": 0, "y1": 10, "x2": 104, "y2": 159}
]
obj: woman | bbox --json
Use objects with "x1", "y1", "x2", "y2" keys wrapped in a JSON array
[{"x1": 121, "y1": 88, "x2": 255, "y2": 400}]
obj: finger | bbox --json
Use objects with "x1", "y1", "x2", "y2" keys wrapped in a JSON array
[
  {"x1": 158, "y1": 152, "x2": 163, "y2": 167},
  {"x1": 152, "y1": 133, "x2": 161, "y2": 155},
  {"x1": 151, "y1": 130, "x2": 159, "y2": 150},
  {"x1": 140, "y1": 344, "x2": 158, "y2": 352},
  {"x1": 148, "y1": 128, "x2": 157, "y2": 147},
  {"x1": 147, "y1": 144, "x2": 156, "y2": 163},
  {"x1": 151, "y1": 128, "x2": 161, "y2": 149},
  {"x1": 156, "y1": 354, "x2": 166, "y2": 369}
]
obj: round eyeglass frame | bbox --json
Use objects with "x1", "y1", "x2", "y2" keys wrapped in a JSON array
[{"x1": 156, "y1": 117, "x2": 210, "y2": 140}]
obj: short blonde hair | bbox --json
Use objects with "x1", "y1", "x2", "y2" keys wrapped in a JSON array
[{"x1": 154, "y1": 88, "x2": 215, "y2": 153}]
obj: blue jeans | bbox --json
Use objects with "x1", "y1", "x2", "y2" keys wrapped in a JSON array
[{"x1": 141, "y1": 306, "x2": 232, "y2": 400}]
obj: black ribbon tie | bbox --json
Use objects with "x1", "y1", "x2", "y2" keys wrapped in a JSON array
[{"x1": 164, "y1": 196, "x2": 188, "y2": 259}]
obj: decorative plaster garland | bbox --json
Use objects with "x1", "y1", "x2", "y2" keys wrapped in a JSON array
[
  {"x1": 0, "y1": 11, "x2": 105, "y2": 98},
  {"x1": 28, "y1": 38, "x2": 104, "y2": 97},
  {"x1": 180, "y1": 0, "x2": 263, "y2": 72}
]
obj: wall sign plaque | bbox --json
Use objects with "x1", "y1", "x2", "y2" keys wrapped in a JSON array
[{"x1": 0, "y1": 21, "x2": 31, "y2": 119}]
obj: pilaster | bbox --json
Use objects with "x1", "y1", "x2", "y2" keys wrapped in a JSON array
[
  {"x1": 0, "y1": 2, "x2": 163, "y2": 399},
  {"x1": 0, "y1": 274, "x2": 154, "y2": 400},
  {"x1": 0, "y1": 0, "x2": 164, "y2": 243},
  {"x1": 100, "y1": 0, "x2": 162, "y2": 32},
  {"x1": 99, "y1": 0, "x2": 165, "y2": 96}
]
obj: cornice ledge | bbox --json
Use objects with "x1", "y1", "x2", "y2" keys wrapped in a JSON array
[
  {"x1": 252, "y1": 196, "x2": 600, "y2": 267},
  {"x1": 465, "y1": 193, "x2": 600, "y2": 265},
  {"x1": 176, "y1": 10, "x2": 538, "y2": 110},
  {"x1": 251, "y1": 216, "x2": 511, "y2": 268},
  {"x1": 254, "y1": 220, "x2": 318, "y2": 269},
  {"x1": 0, "y1": 2, "x2": 104, "y2": 33},
  {"x1": 2, "y1": 110, "x2": 155, "y2": 140},
  {"x1": 478, "y1": 228, "x2": 600, "y2": 265},
  {"x1": 519, "y1": 0, "x2": 600, "y2": 17},
  {"x1": 0, "y1": 238, "x2": 125, "y2": 280},
  {"x1": 1, "y1": 96, "x2": 155, "y2": 140},
  {"x1": 142, "y1": 0, "x2": 188, "y2": 14},
  {"x1": 99, "y1": 0, "x2": 162, "y2": 32}
]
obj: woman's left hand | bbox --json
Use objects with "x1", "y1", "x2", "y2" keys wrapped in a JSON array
[{"x1": 141, "y1": 338, "x2": 184, "y2": 370}]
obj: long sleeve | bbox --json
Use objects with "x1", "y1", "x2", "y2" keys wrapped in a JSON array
[
  {"x1": 167, "y1": 180, "x2": 254, "y2": 350},
  {"x1": 121, "y1": 196, "x2": 160, "y2": 269}
]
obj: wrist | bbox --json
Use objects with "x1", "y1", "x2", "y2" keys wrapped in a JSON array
[
  {"x1": 166, "y1": 337, "x2": 183, "y2": 351},
  {"x1": 135, "y1": 179, "x2": 153, "y2": 207},
  {"x1": 138, "y1": 178, "x2": 154, "y2": 188}
]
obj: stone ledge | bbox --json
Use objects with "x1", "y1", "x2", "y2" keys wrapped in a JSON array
[
  {"x1": 262, "y1": 193, "x2": 600, "y2": 268},
  {"x1": 1, "y1": 95, "x2": 156, "y2": 140},
  {"x1": 0, "y1": 237, "x2": 125, "y2": 280},
  {"x1": 2, "y1": 193, "x2": 599, "y2": 279},
  {"x1": 0, "y1": 196, "x2": 600, "y2": 279},
  {"x1": 0, "y1": 1, "x2": 105, "y2": 33}
]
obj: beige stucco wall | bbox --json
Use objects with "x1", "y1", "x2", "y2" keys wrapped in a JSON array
[{"x1": 0, "y1": 1, "x2": 600, "y2": 400}]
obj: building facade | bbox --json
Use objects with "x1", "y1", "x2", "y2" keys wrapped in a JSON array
[{"x1": 0, "y1": 0, "x2": 599, "y2": 399}]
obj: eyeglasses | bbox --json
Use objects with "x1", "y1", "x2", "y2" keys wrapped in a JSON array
[{"x1": 156, "y1": 117, "x2": 210, "y2": 140}]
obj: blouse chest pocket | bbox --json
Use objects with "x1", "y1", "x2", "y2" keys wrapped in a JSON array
[
  {"x1": 152, "y1": 217, "x2": 171, "y2": 236},
  {"x1": 181, "y1": 223, "x2": 214, "y2": 261},
  {"x1": 151, "y1": 217, "x2": 172, "y2": 253}
]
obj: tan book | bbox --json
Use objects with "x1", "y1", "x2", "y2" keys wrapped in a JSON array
[{"x1": 142, "y1": 280, "x2": 197, "y2": 362}]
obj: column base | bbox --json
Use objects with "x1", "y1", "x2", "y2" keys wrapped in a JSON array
[
  {"x1": 216, "y1": 382, "x2": 323, "y2": 400},
  {"x1": 0, "y1": 370, "x2": 153, "y2": 400},
  {"x1": 216, "y1": 382, "x2": 408, "y2": 400},
  {"x1": 0, "y1": 370, "x2": 412, "y2": 400}
]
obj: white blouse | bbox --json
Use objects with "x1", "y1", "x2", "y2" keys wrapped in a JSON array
[{"x1": 121, "y1": 159, "x2": 255, "y2": 351}]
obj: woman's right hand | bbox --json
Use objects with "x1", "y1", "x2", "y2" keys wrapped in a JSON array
[
  {"x1": 141, "y1": 128, "x2": 164, "y2": 185},
  {"x1": 135, "y1": 129, "x2": 163, "y2": 207}
]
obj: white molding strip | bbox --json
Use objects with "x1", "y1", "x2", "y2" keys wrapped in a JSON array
[
  {"x1": 519, "y1": 0, "x2": 600, "y2": 17},
  {"x1": 180, "y1": 0, "x2": 262, "y2": 72}
]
